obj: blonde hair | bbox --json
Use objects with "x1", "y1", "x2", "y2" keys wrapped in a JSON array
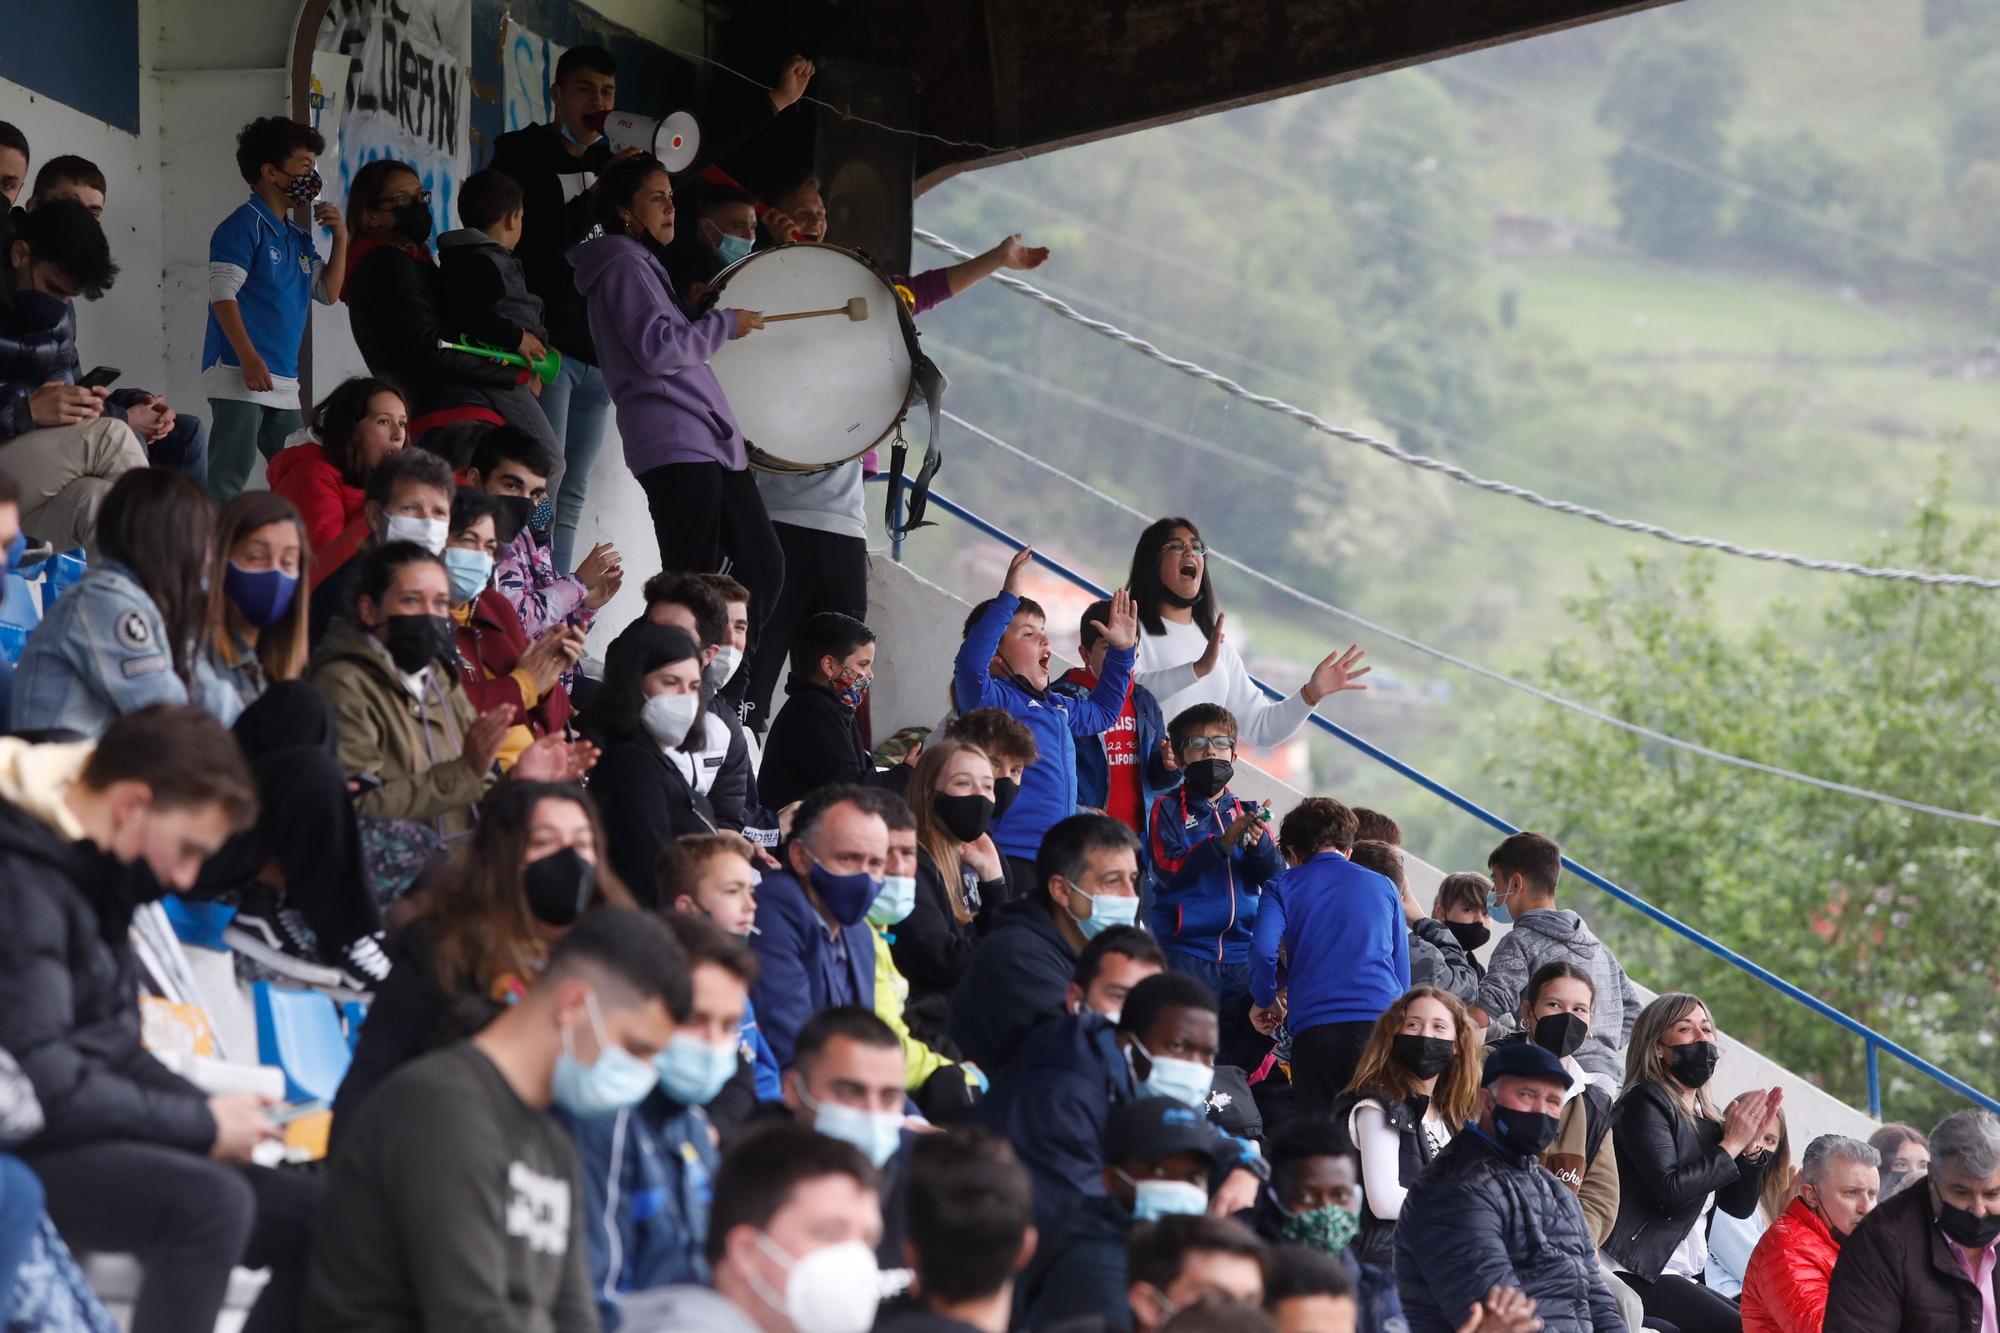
[
  {"x1": 1623, "y1": 991, "x2": 1721, "y2": 1123},
  {"x1": 1758, "y1": 1107, "x2": 1794, "y2": 1223},
  {"x1": 910, "y1": 737, "x2": 991, "y2": 923},
  {"x1": 1342, "y1": 985, "x2": 1482, "y2": 1129}
]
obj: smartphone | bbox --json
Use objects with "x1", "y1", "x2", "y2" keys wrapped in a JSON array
[{"x1": 77, "y1": 366, "x2": 122, "y2": 390}]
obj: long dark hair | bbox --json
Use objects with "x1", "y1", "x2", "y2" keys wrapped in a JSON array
[
  {"x1": 207, "y1": 491, "x2": 311, "y2": 683},
  {"x1": 308, "y1": 375, "x2": 405, "y2": 487},
  {"x1": 587, "y1": 618, "x2": 708, "y2": 756},
  {"x1": 412, "y1": 781, "x2": 633, "y2": 1000},
  {"x1": 1127, "y1": 515, "x2": 1218, "y2": 637},
  {"x1": 96, "y1": 469, "x2": 215, "y2": 686}
]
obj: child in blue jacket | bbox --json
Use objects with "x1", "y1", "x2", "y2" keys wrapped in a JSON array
[
  {"x1": 1149, "y1": 701, "x2": 1284, "y2": 1070},
  {"x1": 953, "y1": 546, "x2": 1137, "y2": 886}
]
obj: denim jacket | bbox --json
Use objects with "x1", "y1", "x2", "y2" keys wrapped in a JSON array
[{"x1": 11, "y1": 562, "x2": 242, "y2": 738}]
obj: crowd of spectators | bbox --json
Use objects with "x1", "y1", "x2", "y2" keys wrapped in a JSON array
[{"x1": 0, "y1": 46, "x2": 1994, "y2": 1333}]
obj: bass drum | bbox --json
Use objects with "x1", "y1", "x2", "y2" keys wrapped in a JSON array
[{"x1": 706, "y1": 242, "x2": 918, "y2": 474}]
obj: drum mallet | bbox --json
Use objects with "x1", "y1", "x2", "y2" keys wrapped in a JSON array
[{"x1": 763, "y1": 297, "x2": 869, "y2": 324}]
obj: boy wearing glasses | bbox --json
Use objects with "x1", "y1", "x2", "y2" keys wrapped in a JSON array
[
  {"x1": 1148, "y1": 702, "x2": 1283, "y2": 1070},
  {"x1": 202, "y1": 116, "x2": 347, "y2": 499}
]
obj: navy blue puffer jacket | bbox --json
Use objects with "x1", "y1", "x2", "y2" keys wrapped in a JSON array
[
  {"x1": 0, "y1": 275, "x2": 81, "y2": 442},
  {"x1": 1394, "y1": 1123, "x2": 1627, "y2": 1333}
]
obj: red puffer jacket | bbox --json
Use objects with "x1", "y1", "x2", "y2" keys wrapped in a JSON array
[
  {"x1": 1743, "y1": 1196, "x2": 1841, "y2": 1333},
  {"x1": 267, "y1": 440, "x2": 370, "y2": 589}
]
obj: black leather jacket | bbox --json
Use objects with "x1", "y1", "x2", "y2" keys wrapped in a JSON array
[{"x1": 1603, "y1": 1080, "x2": 1767, "y2": 1280}]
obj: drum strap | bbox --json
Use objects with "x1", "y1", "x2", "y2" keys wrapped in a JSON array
[{"x1": 886, "y1": 350, "x2": 948, "y2": 540}]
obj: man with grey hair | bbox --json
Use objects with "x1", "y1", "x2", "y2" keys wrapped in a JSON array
[
  {"x1": 1824, "y1": 1109, "x2": 2000, "y2": 1333},
  {"x1": 1742, "y1": 1135, "x2": 1878, "y2": 1332}
]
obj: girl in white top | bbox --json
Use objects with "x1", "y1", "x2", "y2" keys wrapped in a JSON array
[
  {"x1": 1128, "y1": 517, "x2": 1369, "y2": 747},
  {"x1": 1339, "y1": 986, "x2": 1483, "y2": 1268}
]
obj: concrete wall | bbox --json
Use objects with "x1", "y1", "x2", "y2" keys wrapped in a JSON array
[{"x1": 866, "y1": 554, "x2": 1876, "y2": 1149}]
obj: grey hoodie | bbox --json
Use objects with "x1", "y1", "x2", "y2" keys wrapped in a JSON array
[
  {"x1": 616, "y1": 1283, "x2": 764, "y2": 1333},
  {"x1": 1475, "y1": 908, "x2": 1642, "y2": 1079}
]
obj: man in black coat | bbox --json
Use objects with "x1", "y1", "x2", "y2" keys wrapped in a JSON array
[
  {"x1": 1395, "y1": 1043, "x2": 1626, "y2": 1333},
  {"x1": 1825, "y1": 1108, "x2": 2000, "y2": 1333},
  {"x1": 0, "y1": 705, "x2": 322, "y2": 1333}
]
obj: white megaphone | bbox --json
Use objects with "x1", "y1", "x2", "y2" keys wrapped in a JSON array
[{"x1": 594, "y1": 109, "x2": 701, "y2": 172}]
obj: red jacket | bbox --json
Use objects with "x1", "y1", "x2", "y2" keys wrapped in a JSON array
[
  {"x1": 268, "y1": 440, "x2": 370, "y2": 590},
  {"x1": 1743, "y1": 1196, "x2": 1841, "y2": 1333},
  {"x1": 452, "y1": 588, "x2": 571, "y2": 738}
]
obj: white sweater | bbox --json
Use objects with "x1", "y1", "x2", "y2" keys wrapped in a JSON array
[{"x1": 1135, "y1": 617, "x2": 1316, "y2": 749}]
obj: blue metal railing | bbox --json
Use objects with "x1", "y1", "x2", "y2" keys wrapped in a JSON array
[{"x1": 885, "y1": 478, "x2": 2000, "y2": 1119}]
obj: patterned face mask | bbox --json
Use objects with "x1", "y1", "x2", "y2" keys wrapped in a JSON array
[{"x1": 1275, "y1": 1197, "x2": 1360, "y2": 1256}]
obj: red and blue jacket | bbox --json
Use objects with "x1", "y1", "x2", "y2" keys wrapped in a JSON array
[{"x1": 1148, "y1": 784, "x2": 1284, "y2": 966}]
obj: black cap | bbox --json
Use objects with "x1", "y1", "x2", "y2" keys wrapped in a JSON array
[
  {"x1": 1105, "y1": 1096, "x2": 1228, "y2": 1165},
  {"x1": 1481, "y1": 1042, "x2": 1574, "y2": 1090}
]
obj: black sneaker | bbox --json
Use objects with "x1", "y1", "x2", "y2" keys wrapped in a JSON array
[{"x1": 341, "y1": 933, "x2": 392, "y2": 988}]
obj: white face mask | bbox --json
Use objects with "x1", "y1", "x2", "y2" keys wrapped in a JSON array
[
  {"x1": 706, "y1": 643, "x2": 744, "y2": 688},
  {"x1": 641, "y1": 691, "x2": 702, "y2": 748},
  {"x1": 747, "y1": 1233, "x2": 881, "y2": 1333},
  {"x1": 383, "y1": 513, "x2": 449, "y2": 555}
]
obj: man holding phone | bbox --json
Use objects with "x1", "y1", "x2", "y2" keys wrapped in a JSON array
[
  {"x1": 0, "y1": 198, "x2": 146, "y2": 552},
  {"x1": 16, "y1": 155, "x2": 211, "y2": 484}
]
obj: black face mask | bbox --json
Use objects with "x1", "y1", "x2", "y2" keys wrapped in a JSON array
[
  {"x1": 1532, "y1": 1011, "x2": 1589, "y2": 1060},
  {"x1": 1183, "y1": 758, "x2": 1234, "y2": 801},
  {"x1": 390, "y1": 200, "x2": 434, "y2": 246},
  {"x1": 1392, "y1": 1034, "x2": 1455, "y2": 1081},
  {"x1": 1445, "y1": 919, "x2": 1492, "y2": 952},
  {"x1": 992, "y1": 776, "x2": 1022, "y2": 822},
  {"x1": 1159, "y1": 586, "x2": 1198, "y2": 610},
  {"x1": 1491, "y1": 1106, "x2": 1561, "y2": 1157},
  {"x1": 381, "y1": 613, "x2": 453, "y2": 675},
  {"x1": 933, "y1": 791, "x2": 995, "y2": 844},
  {"x1": 1936, "y1": 1196, "x2": 2000, "y2": 1250},
  {"x1": 1665, "y1": 1039, "x2": 1720, "y2": 1089},
  {"x1": 491, "y1": 494, "x2": 534, "y2": 544},
  {"x1": 523, "y1": 846, "x2": 597, "y2": 926}
]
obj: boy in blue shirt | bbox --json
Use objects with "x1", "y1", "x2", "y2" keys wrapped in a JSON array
[
  {"x1": 953, "y1": 545, "x2": 1137, "y2": 891},
  {"x1": 202, "y1": 116, "x2": 348, "y2": 500},
  {"x1": 1149, "y1": 702, "x2": 1283, "y2": 1071}
]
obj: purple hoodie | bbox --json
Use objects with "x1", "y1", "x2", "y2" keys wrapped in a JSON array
[{"x1": 566, "y1": 234, "x2": 744, "y2": 472}]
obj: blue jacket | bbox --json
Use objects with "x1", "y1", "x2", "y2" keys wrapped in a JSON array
[
  {"x1": 976, "y1": 1011, "x2": 1261, "y2": 1242},
  {"x1": 1053, "y1": 666, "x2": 1177, "y2": 828},
  {"x1": 1016, "y1": 1194, "x2": 1134, "y2": 1332},
  {"x1": 11, "y1": 562, "x2": 242, "y2": 739},
  {"x1": 1148, "y1": 785, "x2": 1283, "y2": 966},
  {"x1": 746, "y1": 867, "x2": 876, "y2": 1069},
  {"x1": 947, "y1": 895, "x2": 1077, "y2": 1074},
  {"x1": 1250, "y1": 851, "x2": 1409, "y2": 1031},
  {"x1": 561, "y1": 1089, "x2": 718, "y2": 1331},
  {"x1": 739, "y1": 997, "x2": 781, "y2": 1102},
  {"x1": 1396, "y1": 1124, "x2": 1626, "y2": 1333},
  {"x1": 954, "y1": 591, "x2": 1134, "y2": 860}
]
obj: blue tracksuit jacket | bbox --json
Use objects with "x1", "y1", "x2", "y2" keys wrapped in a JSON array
[
  {"x1": 1250, "y1": 850, "x2": 1410, "y2": 1031},
  {"x1": 954, "y1": 591, "x2": 1133, "y2": 861},
  {"x1": 1149, "y1": 785, "x2": 1283, "y2": 966}
]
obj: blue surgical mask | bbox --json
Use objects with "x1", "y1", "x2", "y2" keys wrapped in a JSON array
[
  {"x1": 802, "y1": 847, "x2": 882, "y2": 927},
  {"x1": 1065, "y1": 886, "x2": 1139, "y2": 939},
  {"x1": 551, "y1": 991, "x2": 660, "y2": 1116},
  {"x1": 444, "y1": 548, "x2": 494, "y2": 605},
  {"x1": 529, "y1": 494, "x2": 554, "y2": 531},
  {"x1": 1129, "y1": 1036, "x2": 1214, "y2": 1108},
  {"x1": 714, "y1": 232, "x2": 754, "y2": 265},
  {"x1": 1117, "y1": 1171, "x2": 1209, "y2": 1222},
  {"x1": 866, "y1": 874, "x2": 917, "y2": 928},
  {"x1": 800, "y1": 1087, "x2": 904, "y2": 1167},
  {"x1": 653, "y1": 1032, "x2": 739, "y2": 1107},
  {"x1": 223, "y1": 562, "x2": 299, "y2": 629}
]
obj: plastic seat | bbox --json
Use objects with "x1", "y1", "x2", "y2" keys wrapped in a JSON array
[
  {"x1": 252, "y1": 983, "x2": 352, "y2": 1104},
  {"x1": 42, "y1": 549, "x2": 87, "y2": 608},
  {"x1": 340, "y1": 1000, "x2": 369, "y2": 1053}
]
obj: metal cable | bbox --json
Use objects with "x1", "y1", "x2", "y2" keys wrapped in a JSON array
[{"x1": 916, "y1": 227, "x2": 2000, "y2": 590}]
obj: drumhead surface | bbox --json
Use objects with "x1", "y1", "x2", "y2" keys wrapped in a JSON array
[{"x1": 709, "y1": 244, "x2": 916, "y2": 471}]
